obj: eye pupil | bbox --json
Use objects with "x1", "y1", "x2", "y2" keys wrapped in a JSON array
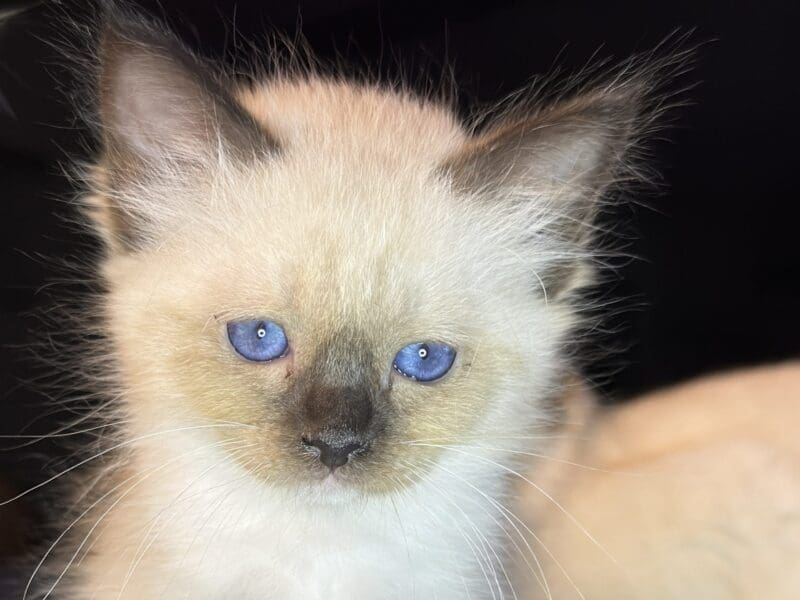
[
  {"x1": 256, "y1": 327, "x2": 267, "y2": 339},
  {"x1": 418, "y1": 346, "x2": 428, "y2": 359}
]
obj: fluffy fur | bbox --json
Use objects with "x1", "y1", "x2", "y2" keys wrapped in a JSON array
[
  {"x1": 24, "y1": 9, "x2": 689, "y2": 600},
  {"x1": 514, "y1": 362, "x2": 800, "y2": 599}
]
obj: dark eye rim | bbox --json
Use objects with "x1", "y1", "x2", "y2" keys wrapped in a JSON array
[{"x1": 225, "y1": 318, "x2": 290, "y2": 363}]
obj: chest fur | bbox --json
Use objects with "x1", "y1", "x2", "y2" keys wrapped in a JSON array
[{"x1": 63, "y1": 447, "x2": 510, "y2": 600}]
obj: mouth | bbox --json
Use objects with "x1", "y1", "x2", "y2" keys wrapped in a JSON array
[
  {"x1": 299, "y1": 450, "x2": 362, "y2": 485},
  {"x1": 320, "y1": 470, "x2": 345, "y2": 488},
  {"x1": 297, "y1": 469, "x2": 366, "y2": 504}
]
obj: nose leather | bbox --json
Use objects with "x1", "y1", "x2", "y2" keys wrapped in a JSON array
[{"x1": 303, "y1": 435, "x2": 365, "y2": 470}]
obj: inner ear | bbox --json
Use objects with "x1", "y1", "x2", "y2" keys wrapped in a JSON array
[
  {"x1": 86, "y1": 15, "x2": 280, "y2": 253},
  {"x1": 97, "y1": 17, "x2": 278, "y2": 168}
]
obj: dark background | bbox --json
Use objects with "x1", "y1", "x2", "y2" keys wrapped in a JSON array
[{"x1": 1, "y1": 0, "x2": 799, "y2": 567}]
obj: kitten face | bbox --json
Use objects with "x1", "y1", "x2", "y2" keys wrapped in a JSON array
[
  {"x1": 102, "y1": 151, "x2": 555, "y2": 496},
  {"x1": 87, "y1": 18, "x2": 643, "y2": 500}
]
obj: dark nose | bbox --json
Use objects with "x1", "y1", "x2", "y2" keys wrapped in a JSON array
[{"x1": 302, "y1": 434, "x2": 366, "y2": 470}]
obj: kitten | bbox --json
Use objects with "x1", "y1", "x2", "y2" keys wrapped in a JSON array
[{"x1": 29, "y1": 10, "x2": 674, "y2": 600}]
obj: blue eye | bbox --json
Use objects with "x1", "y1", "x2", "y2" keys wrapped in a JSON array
[
  {"x1": 393, "y1": 342, "x2": 456, "y2": 382},
  {"x1": 227, "y1": 319, "x2": 288, "y2": 362}
]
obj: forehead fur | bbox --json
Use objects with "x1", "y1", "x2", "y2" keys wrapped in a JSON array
[
  {"x1": 99, "y1": 77, "x2": 544, "y2": 322},
  {"x1": 86, "y1": 14, "x2": 680, "y2": 382},
  {"x1": 237, "y1": 78, "x2": 466, "y2": 165}
]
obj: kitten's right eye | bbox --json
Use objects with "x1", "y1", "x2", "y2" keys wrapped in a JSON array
[{"x1": 226, "y1": 320, "x2": 289, "y2": 362}]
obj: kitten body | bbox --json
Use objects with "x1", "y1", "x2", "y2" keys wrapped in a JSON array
[{"x1": 515, "y1": 362, "x2": 800, "y2": 599}]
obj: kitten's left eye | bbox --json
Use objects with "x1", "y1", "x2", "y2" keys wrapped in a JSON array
[
  {"x1": 227, "y1": 319, "x2": 288, "y2": 362},
  {"x1": 393, "y1": 342, "x2": 456, "y2": 382}
]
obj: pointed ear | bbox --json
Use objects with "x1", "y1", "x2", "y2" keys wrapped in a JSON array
[
  {"x1": 443, "y1": 85, "x2": 644, "y2": 299},
  {"x1": 96, "y1": 17, "x2": 277, "y2": 168},
  {"x1": 86, "y1": 16, "x2": 278, "y2": 252}
]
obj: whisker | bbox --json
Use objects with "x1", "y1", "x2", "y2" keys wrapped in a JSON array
[
  {"x1": 413, "y1": 455, "x2": 550, "y2": 600},
  {"x1": 398, "y1": 471, "x2": 486, "y2": 599},
  {"x1": 1, "y1": 423, "x2": 257, "y2": 507},
  {"x1": 387, "y1": 472, "x2": 474, "y2": 599},
  {"x1": 416, "y1": 454, "x2": 594, "y2": 600},
  {"x1": 405, "y1": 442, "x2": 636, "y2": 475},
  {"x1": 386, "y1": 486, "x2": 417, "y2": 598},
  {"x1": 26, "y1": 437, "x2": 247, "y2": 599},
  {"x1": 398, "y1": 464, "x2": 504, "y2": 599},
  {"x1": 393, "y1": 433, "x2": 578, "y2": 445},
  {"x1": 0, "y1": 420, "x2": 130, "y2": 451},
  {"x1": 116, "y1": 444, "x2": 257, "y2": 597},
  {"x1": 410, "y1": 443, "x2": 619, "y2": 567}
]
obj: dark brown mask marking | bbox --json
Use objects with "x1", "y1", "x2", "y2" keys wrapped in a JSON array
[{"x1": 293, "y1": 329, "x2": 389, "y2": 470}]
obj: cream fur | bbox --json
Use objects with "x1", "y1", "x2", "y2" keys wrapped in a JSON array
[
  {"x1": 513, "y1": 362, "x2": 800, "y2": 599},
  {"x1": 26, "y1": 13, "x2": 720, "y2": 600}
]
